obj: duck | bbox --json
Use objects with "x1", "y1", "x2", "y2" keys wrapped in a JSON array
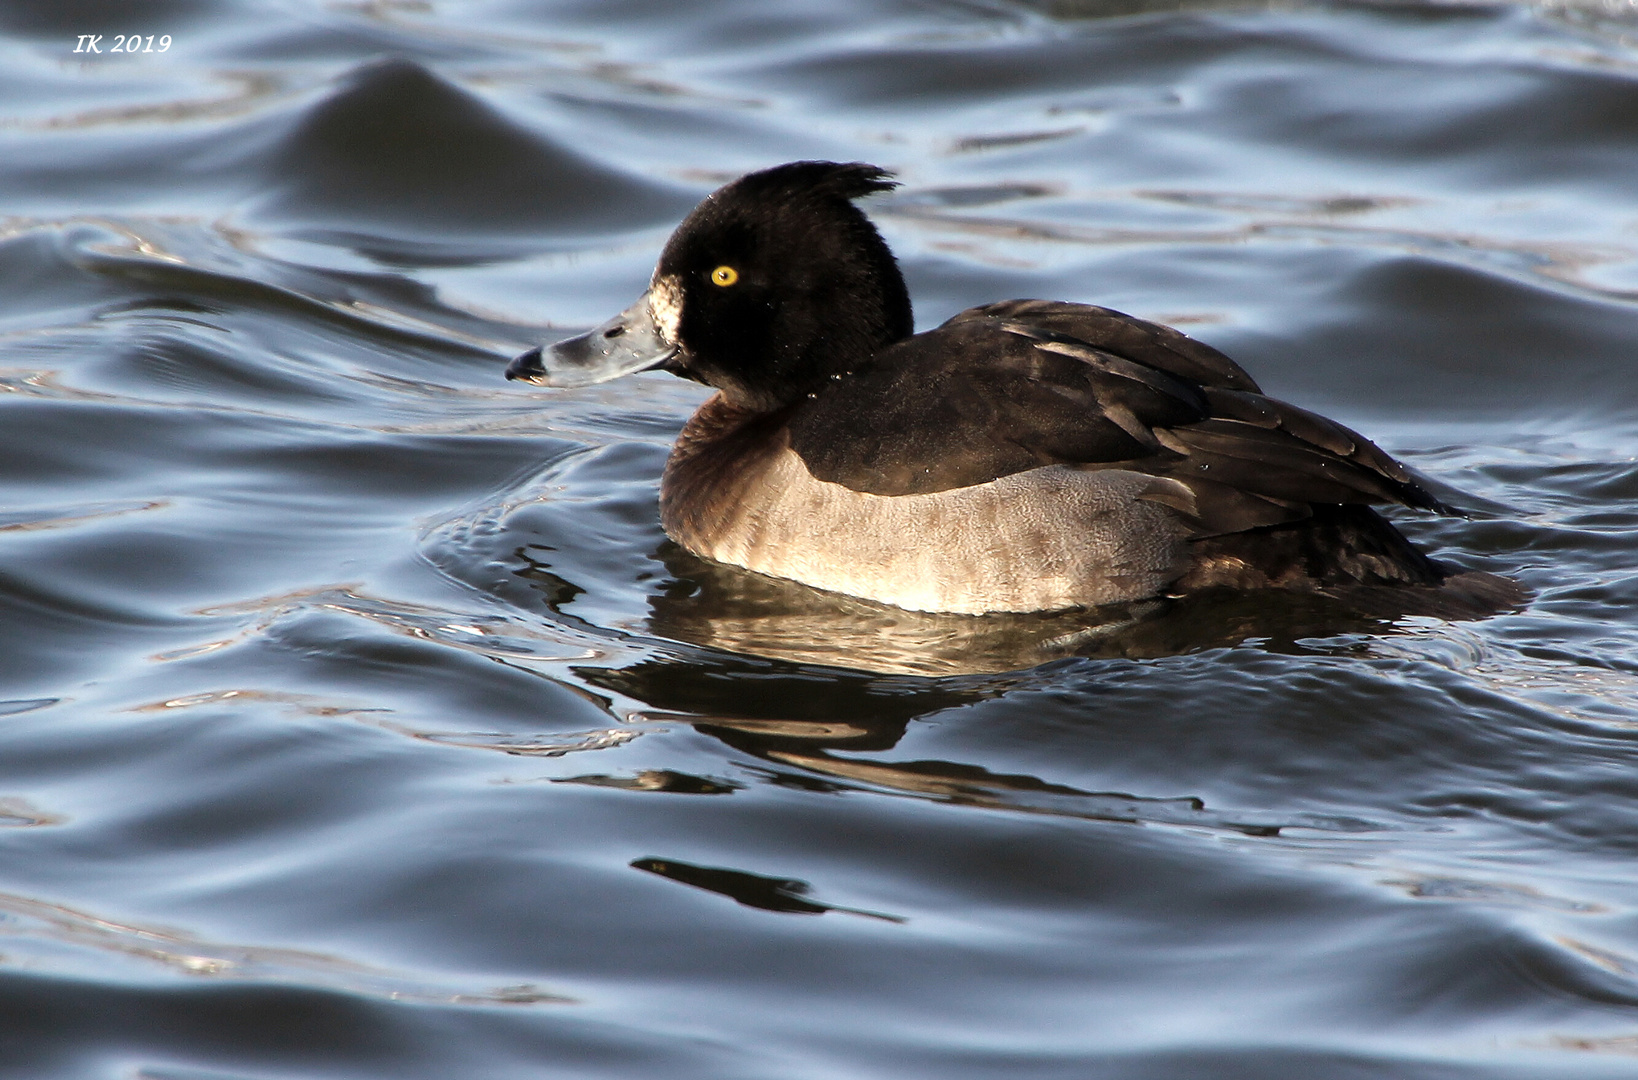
[{"x1": 506, "y1": 160, "x2": 1517, "y2": 617}]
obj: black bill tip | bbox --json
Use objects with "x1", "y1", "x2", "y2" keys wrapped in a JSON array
[{"x1": 505, "y1": 346, "x2": 546, "y2": 383}]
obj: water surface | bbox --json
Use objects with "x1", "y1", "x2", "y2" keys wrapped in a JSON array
[{"x1": 2, "y1": 1, "x2": 1638, "y2": 1076}]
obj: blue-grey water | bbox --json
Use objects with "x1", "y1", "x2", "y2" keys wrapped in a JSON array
[{"x1": 2, "y1": 1, "x2": 1638, "y2": 1076}]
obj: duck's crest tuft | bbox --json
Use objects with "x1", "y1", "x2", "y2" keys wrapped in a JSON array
[{"x1": 729, "y1": 161, "x2": 899, "y2": 204}]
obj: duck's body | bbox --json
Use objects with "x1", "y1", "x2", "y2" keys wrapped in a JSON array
[
  {"x1": 662, "y1": 393, "x2": 1191, "y2": 613},
  {"x1": 508, "y1": 162, "x2": 1513, "y2": 616}
]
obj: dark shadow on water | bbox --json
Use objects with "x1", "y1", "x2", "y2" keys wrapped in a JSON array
[
  {"x1": 556, "y1": 770, "x2": 741, "y2": 795},
  {"x1": 631, "y1": 858, "x2": 907, "y2": 922}
]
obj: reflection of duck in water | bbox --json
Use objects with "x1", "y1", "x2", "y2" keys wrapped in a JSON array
[
  {"x1": 509, "y1": 161, "x2": 1519, "y2": 619},
  {"x1": 574, "y1": 657, "x2": 1320, "y2": 840},
  {"x1": 636, "y1": 541, "x2": 1502, "y2": 675},
  {"x1": 513, "y1": 539, "x2": 1423, "y2": 677}
]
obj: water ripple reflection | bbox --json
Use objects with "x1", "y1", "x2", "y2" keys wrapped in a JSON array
[{"x1": 0, "y1": 889, "x2": 571, "y2": 1006}]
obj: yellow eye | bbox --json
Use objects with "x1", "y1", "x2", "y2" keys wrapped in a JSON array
[{"x1": 710, "y1": 265, "x2": 739, "y2": 287}]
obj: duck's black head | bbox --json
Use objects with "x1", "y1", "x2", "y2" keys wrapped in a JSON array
[{"x1": 507, "y1": 161, "x2": 912, "y2": 413}]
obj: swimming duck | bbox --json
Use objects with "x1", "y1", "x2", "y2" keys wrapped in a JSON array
[{"x1": 507, "y1": 161, "x2": 1512, "y2": 616}]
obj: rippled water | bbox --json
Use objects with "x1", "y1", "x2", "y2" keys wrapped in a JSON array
[{"x1": 3, "y1": 0, "x2": 1638, "y2": 1076}]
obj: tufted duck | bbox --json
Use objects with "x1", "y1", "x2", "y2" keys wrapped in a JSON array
[{"x1": 507, "y1": 161, "x2": 1517, "y2": 616}]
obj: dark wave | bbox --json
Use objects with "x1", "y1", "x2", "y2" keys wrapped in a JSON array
[{"x1": 251, "y1": 58, "x2": 694, "y2": 249}]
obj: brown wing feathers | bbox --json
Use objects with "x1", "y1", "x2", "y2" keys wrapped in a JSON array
[
  {"x1": 787, "y1": 301, "x2": 1450, "y2": 540},
  {"x1": 945, "y1": 299, "x2": 1264, "y2": 393}
]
